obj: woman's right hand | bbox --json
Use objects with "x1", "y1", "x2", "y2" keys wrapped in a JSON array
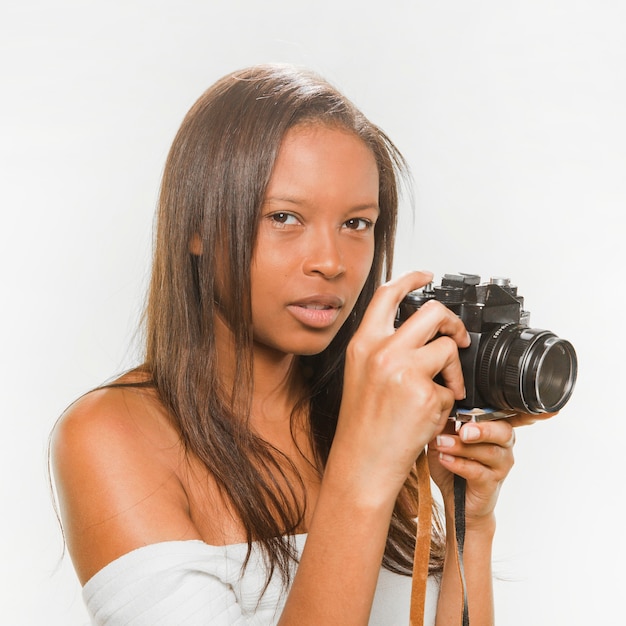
[
  {"x1": 328, "y1": 270, "x2": 471, "y2": 506},
  {"x1": 279, "y1": 271, "x2": 470, "y2": 624}
]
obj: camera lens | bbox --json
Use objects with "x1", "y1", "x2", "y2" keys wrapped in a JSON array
[{"x1": 476, "y1": 325, "x2": 578, "y2": 414}]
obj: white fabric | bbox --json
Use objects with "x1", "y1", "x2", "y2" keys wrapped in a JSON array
[{"x1": 82, "y1": 534, "x2": 439, "y2": 625}]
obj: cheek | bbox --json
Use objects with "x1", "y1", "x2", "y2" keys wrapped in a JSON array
[
  {"x1": 353, "y1": 242, "x2": 376, "y2": 283},
  {"x1": 340, "y1": 244, "x2": 376, "y2": 315},
  {"x1": 250, "y1": 249, "x2": 289, "y2": 296},
  {"x1": 249, "y1": 250, "x2": 290, "y2": 319}
]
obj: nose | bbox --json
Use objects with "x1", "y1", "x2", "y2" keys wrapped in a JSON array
[{"x1": 302, "y1": 229, "x2": 346, "y2": 279}]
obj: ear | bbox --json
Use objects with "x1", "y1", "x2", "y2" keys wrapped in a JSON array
[{"x1": 189, "y1": 233, "x2": 203, "y2": 255}]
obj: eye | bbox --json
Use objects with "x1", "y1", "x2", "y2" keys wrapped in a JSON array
[
  {"x1": 269, "y1": 212, "x2": 299, "y2": 226},
  {"x1": 343, "y1": 217, "x2": 373, "y2": 231}
]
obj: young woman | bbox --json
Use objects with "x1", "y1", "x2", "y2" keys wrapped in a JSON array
[{"x1": 51, "y1": 64, "x2": 529, "y2": 625}]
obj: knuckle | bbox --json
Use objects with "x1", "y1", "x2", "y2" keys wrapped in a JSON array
[
  {"x1": 346, "y1": 334, "x2": 368, "y2": 362},
  {"x1": 412, "y1": 381, "x2": 436, "y2": 405},
  {"x1": 347, "y1": 338, "x2": 398, "y2": 380},
  {"x1": 377, "y1": 280, "x2": 395, "y2": 294},
  {"x1": 415, "y1": 381, "x2": 454, "y2": 414},
  {"x1": 436, "y1": 335, "x2": 458, "y2": 353},
  {"x1": 420, "y1": 299, "x2": 448, "y2": 318},
  {"x1": 422, "y1": 300, "x2": 466, "y2": 333},
  {"x1": 433, "y1": 336, "x2": 462, "y2": 366},
  {"x1": 509, "y1": 453, "x2": 516, "y2": 470},
  {"x1": 489, "y1": 443, "x2": 515, "y2": 474},
  {"x1": 369, "y1": 347, "x2": 396, "y2": 377},
  {"x1": 375, "y1": 281, "x2": 396, "y2": 301}
]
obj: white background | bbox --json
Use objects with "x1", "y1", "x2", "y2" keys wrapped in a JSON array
[{"x1": 1, "y1": 1, "x2": 624, "y2": 624}]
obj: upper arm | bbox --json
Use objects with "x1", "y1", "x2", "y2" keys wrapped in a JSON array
[{"x1": 50, "y1": 389, "x2": 203, "y2": 584}]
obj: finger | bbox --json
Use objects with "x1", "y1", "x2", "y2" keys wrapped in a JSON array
[
  {"x1": 434, "y1": 431, "x2": 515, "y2": 478},
  {"x1": 393, "y1": 298, "x2": 471, "y2": 349},
  {"x1": 507, "y1": 411, "x2": 560, "y2": 428},
  {"x1": 358, "y1": 270, "x2": 434, "y2": 334},
  {"x1": 414, "y1": 337, "x2": 466, "y2": 401},
  {"x1": 436, "y1": 452, "x2": 510, "y2": 488},
  {"x1": 458, "y1": 419, "x2": 516, "y2": 448}
]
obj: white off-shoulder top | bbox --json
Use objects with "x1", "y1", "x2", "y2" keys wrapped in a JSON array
[{"x1": 82, "y1": 534, "x2": 439, "y2": 625}]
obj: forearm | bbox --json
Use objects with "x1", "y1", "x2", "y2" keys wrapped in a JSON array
[
  {"x1": 278, "y1": 457, "x2": 396, "y2": 625},
  {"x1": 436, "y1": 513, "x2": 496, "y2": 626}
]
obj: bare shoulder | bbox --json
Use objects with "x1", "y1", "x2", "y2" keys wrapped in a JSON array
[{"x1": 51, "y1": 380, "x2": 202, "y2": 584}]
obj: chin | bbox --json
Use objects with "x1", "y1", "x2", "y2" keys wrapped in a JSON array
[
  {"x1": 255, "y1": 331, "x2": 336, "y2": 358},
  {"x1": 295, "y1": 345, "x2": 330, "y2": 357},
  {"x1": 289, "y1": 337, "x2": 335, "y2": 357}
]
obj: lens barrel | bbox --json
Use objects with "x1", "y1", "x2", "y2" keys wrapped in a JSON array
[{"x1": 476, "y1": 324, "x2": 578, "y2": 414}]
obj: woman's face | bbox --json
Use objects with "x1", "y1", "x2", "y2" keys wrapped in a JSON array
[{"x1": 250, "y1": 124, "x2": 380, "y2": 356}]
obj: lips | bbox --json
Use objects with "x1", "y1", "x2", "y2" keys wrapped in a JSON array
[{"x1": 287, "y1": 294, "x2": 344, "y2": 329}]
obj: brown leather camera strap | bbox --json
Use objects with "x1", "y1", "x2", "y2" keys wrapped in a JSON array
[
  {"x1": 409, "y1": 451, "x2": 433, "y2": 626},
  {"x1": 410, "y1": 453, "x2": 469, "y2": 625}
]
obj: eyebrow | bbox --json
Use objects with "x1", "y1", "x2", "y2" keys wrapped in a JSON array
[
  {"x1": 263, "y1": 196, "x2": 301, "y2": 205},
  {"x1": 263, "y1": 196, "x2": 380, "y2": 213}
]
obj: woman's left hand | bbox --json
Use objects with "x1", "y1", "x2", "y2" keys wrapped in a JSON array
[{"x1": 427, "y1": 418, "x2": 518, "y2": 526}]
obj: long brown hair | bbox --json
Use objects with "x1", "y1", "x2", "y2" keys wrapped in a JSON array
[{"x1": 139, "y1": 64, "x2": 444, "y2": 585}]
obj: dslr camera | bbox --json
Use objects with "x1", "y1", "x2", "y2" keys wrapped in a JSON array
[{"x1": 396, "y1": 273, "x2": 577, "y2": 423}]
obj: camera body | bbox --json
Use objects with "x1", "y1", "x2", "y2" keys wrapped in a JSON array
[{"x1": 396, "y1": 273, "x2": 577, "y2": 419}]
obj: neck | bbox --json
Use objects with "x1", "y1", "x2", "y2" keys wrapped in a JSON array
[
  {"x1": 252, "y1": 340, "x2": 303, "y2": 423},
  {"x1": 213, "y1": 313, "x2": 304, "y2": 427}
]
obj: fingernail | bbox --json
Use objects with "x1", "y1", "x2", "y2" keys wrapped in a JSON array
[
  {"x1": 461, "y1": 425, "x2": 480, "y2": 441},
  {"x1": 439, "y1": 452, "x2": 455, "y2": 463},
  {"x1": 436, "y1": 435, "x2": 455, "y2": 448}
]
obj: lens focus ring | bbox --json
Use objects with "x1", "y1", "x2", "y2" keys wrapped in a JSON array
[{"x1": 476, "y1": 325, "x2": 577, "y2": 414}]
